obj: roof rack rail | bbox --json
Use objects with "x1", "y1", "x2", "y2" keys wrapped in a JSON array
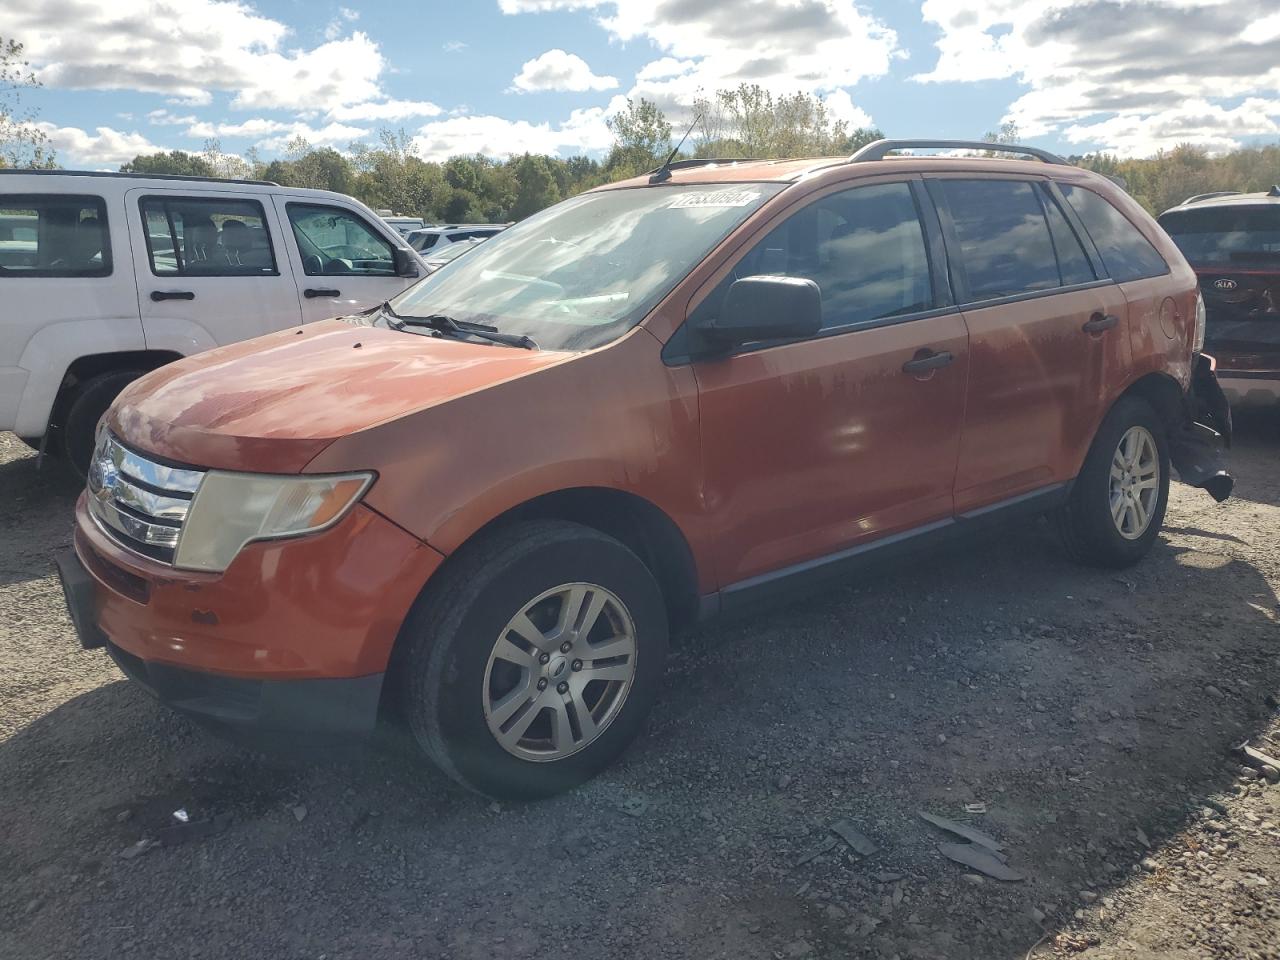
[
  {"x1": 645, "y1": 157, "x2": 764, "y2": 177},
  {"x1": 848, "y1": 139, "x2": 1066, "y2": 165},
  {"x1": 0, "y1": 169, "x2": 280, "y2": 187},
  {"x1": 1181, "y1": 190, "x2": 1243, "y2": 205}
]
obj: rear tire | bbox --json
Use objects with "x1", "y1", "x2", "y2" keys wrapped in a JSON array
[
  {"x1": 401, "y1": 519, "x2": 668, "y2": 800},
  {"x1": 1055, "y1": 396, "x2": 1170, "y2": 568},
  {"x1": 60, "y1": 370, "x2": 144, "y2": 478}
]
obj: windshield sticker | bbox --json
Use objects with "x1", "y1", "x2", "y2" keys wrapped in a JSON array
[{"x1": 668, "y1": 190, "x2": 762, "y2": 209}]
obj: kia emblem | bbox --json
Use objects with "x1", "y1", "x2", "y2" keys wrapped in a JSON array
[{"x1": 1213, "y1": 278, "x2": 1238, "y2": 291}]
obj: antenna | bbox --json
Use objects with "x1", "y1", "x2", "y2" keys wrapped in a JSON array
[{"x1": 649, "y1": 114, "x2": 700, "y2": 185}]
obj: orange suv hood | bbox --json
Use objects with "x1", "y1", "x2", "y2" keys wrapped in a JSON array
[{"x1": 109, "y1": 319, "x2": 568, "y2": 473}]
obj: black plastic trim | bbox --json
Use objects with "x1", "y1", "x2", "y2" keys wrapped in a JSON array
[
  {"x1": 102, "y1": 640, "x2": 384, "y2": 738},
  {"x1": 699, "y1": 482, "x2": 1070, "y2": 620}
]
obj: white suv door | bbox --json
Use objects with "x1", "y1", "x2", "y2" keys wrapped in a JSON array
[
  {"x1": 127, "y1": 188, "x2": 303, "y2": 350},
  {"x1": 273, "y1": 197, "x2": 421, "y2": 323}
]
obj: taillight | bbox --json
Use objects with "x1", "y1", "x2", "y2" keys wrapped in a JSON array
[{"x1": 1193, "y1": 291, "x2": 1206, "y2": 353}]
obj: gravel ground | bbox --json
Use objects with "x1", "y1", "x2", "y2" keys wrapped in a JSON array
[{"x1": 1, "y1": 414, "x2": 1278, "y2": 960}]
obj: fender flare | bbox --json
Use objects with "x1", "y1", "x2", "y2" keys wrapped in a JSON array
[{"x1": 14, "y1": 318, "x2": 147, "y2": 438}]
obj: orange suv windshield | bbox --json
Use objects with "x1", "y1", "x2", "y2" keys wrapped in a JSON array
[{"x1": 388, "y1": 183, "x2": 785, "y2": 350}]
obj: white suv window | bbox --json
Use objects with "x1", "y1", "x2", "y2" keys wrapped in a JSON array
[
  {"x1": 0, "y1": 194, "x2": 111, "y2": 277},
  {"x1": 140, "y1": 196, "x2": 277, "y2": 277},
  {"x1": 286, "y1": 203, "x2": 396, "y2": 277}
]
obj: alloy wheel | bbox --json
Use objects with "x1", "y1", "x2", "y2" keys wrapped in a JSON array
[
  {"x1": 483, "y1": 583, "x2": 638, "y2": 762},
  {"x1": 1109, "y1": 425, "x2": 1159, "y2": 540}
]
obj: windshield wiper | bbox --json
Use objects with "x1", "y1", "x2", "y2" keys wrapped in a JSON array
[{"x1": 384, "y1": 306, "x2": 538, "y2": 350}]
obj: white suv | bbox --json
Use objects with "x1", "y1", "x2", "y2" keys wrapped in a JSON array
[
  {"x1": 406, "y1": 224, "x2": 506, "y2": 253},
  {"x1": 0, "y1": 170, "x2": 427, "y2": 473}
]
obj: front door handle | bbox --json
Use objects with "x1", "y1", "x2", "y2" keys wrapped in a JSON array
[
  {"x1": 1083, "y1": 312, "x2": 1119, "y2": 334},
  {"x1": 304, "y1": 288, "x2": 341, "y2": 299},
  {"x1": 150, "y1": 290, "x2": 194, "y2": 302},
  {"x1": 902, "y1": 350, "x2": 955, "y2": 376}
]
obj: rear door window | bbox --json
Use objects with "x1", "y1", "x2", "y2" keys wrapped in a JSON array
[
  {"x1": 287, "y1": 203, "x2": 396, "y2": 276},
  {"x1": 936, "y1": 179, "x2": 1061, "y2": 302},
  {"x1": 0, "y1": 194, "x2": 110, "y2": 277},
  {"x1": 140, "y1": 196, "x2": 277, "y2": 276},
  {"x1": 1061, "y1": 183, "x2": 1168, "y2": 282}
]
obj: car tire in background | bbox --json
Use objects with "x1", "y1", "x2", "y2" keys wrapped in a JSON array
[
  {"x1": 60, "y1": 370, "x2": 144, "y2": 478},
  {"x1": 400, "y1": 519, "x2": 668, "y2": 800},
  {"x1": 1055, "y1": 395, "x2": 1171, "y2": 568}
]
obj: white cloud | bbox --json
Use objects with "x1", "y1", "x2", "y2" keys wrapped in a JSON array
[
  {"x1": 502, "y1": 0, "x2": 900, "y2": 114},
  {"x1": 8, "y1": 0, "x2": 385, "y2": 112},
  {"x1": 498, "y1": 0, "x2": 601, "y2": 10},
  {"x1": 324, "y1": 5, "x2": 359, "y2": 40},
  {"x1": 510, "y1": 49, "x2": 619, "y2": 93},
  {"x1": 916, "y1": 0, "x2": 1280, "y2": 155},
  {"x1": 184, "y1": 117, "x2": 293, "y2": 139},
  {"x1": 254, "y1": 121, "x2": 370, "y2": 152},
  {"x1": 1062, "y1": 98, "x2": 1280, "y2": 156},
  {"x1": 410, "y1": 106, "x2": 615, "y2": 161},
  {"x1": 822, "y1": 90, "x2": 874, "y2": 130},
  {"x1": 328, "y1": 99, "x2": 444, "y2": 122},
  {"x1": 147, "y1": 110, "x2": 199, "y2": 126},
  {"x1": 33, "y1": 123, "x2": 164, "y2": 168},
  {"x1": 443, "y1": 41, "x2": 468, "y2": 53}
]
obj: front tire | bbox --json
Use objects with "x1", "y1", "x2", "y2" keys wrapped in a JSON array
[
  {"x1": 1055, "y1": 396, "x2": 1170, "y2": 568},
  {"x1": 60, "y1": 370, "x2": 144, "y2": 478},
  {"x1": 401, "y1": 520, "x2": 668, "y2": 800}
]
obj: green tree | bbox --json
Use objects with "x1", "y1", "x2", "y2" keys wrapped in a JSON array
[
  {"x1": 0, "y1": 36, "x2": 55, "y2": 168},
  {"x1": 605, "y1": 98, "x2": 672, "y2": 177},
  {"x1": 691, "y1": 84, "x2": 864, "y2": 159},
  {"x1": 200, "y1": 138, "x2": 252, "y2": 179},
  {"x1": 120, "y1": 149, "x2": 215, "y2": 177},
  {"x1": 836, "y1": 127, "x2": 886, "y2": 155},
  {"x1": 510, "y1": 153, "x2": 561, "y2": 220},
  {"x1": 982, "y1": 121, "x2": 1022, "y2": 145}
]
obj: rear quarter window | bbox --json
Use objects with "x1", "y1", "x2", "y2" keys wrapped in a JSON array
[
  {"x1": 0, "y1": 194, "x2": 111, "y2": 278},
  {"x1": 1061, "y1": 183, "x2": 1168, "y2": 283}
]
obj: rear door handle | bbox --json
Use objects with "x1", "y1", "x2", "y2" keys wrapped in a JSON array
[
  {"x1": 150, "y1": 290, "x2": 194, "y2": 302},
  {"x1": 304, "y1": 288, "x2": 341, "y2": 299},
  {"x1": 902, "y1": 350, "x2": 955, "y2": 375},
  {"x1": 1082, "y1": 312, "x2": 1119, "y2": 334}
]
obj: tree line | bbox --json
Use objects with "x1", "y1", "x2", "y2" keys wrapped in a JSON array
[
  {"x1": 2, "y1": 32, "x2": 1277, "y2": 221},
  {"x1": 116, "y1": 87, "x2": 884, "y2": 224}
]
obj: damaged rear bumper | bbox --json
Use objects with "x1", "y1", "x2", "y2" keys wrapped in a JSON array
[{"x1": 1169, "y1": 353, "x2": 1234, "y2": 503}]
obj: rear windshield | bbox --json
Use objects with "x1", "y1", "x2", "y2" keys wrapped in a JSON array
[
  {"x1": 1159, "y1": 205, "x2": 1280, "y2": 265},
  {"x1": 389, "y1": 184, "x2": 784, "y2": 351}
]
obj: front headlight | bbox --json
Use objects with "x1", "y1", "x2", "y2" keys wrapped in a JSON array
[
  {"x1": 174, "y1": 471, "x2": 374, "y2": 572},
  {"x1": 1193, "y1": 291, "x2": 1207, "y2": 353}
]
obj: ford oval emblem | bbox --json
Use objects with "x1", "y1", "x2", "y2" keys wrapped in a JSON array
[{"x1": 1213, "y1": 278, "x2": 1238, "y2": 291}]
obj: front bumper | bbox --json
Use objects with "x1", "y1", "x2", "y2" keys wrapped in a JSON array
[{"x1": 62, "y1": 496, "x2": 444, "y2": 737}]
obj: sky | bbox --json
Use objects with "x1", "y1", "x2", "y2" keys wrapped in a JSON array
[{"x1": 8, "y1": 0, "x2": 1280, "y2": 170}]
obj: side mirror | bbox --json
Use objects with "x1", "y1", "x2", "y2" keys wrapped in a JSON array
[
  {"x1": 393, "y1": 246, "x2": 420, "y2": 278},
  {"x1": 692, "y1": 275, "x2": 822, "y2": 351}
]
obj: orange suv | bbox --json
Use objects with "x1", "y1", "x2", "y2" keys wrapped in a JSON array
[{"x1": 58, "y1": 140, "x2": 1233, "y2": 799}]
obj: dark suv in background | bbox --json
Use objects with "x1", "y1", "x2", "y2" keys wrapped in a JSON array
[{"x1": 1159, "y1": 188, "x2": 1280, "y2": 407}]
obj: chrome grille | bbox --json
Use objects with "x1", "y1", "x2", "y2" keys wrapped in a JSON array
[{"x1": 86, "y1": 432, "x2": 205, "y2": 564}]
